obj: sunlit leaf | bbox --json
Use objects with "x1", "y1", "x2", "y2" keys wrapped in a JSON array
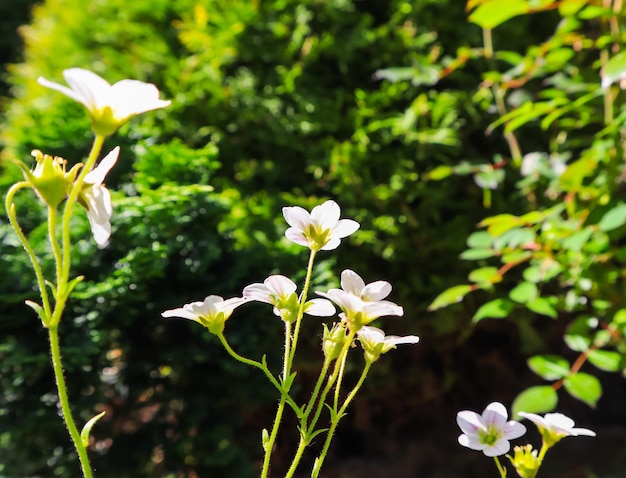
[
  {"x1": 428, "y1": 285, "x2": 473, "y2": 311},
  {"x1": 526, "y1": 297, "x2": 558, "y2": 318},
  {"x1": 563, "y1": 372, "x2": 602, "y2": 407},
  {"x1": 528, "y1": 355, "x2": 570, "y2": 380},
  {"x1": 509, "y1": 282, "x2": 538, "y2": 304},
  {"x1": 512, "y1": 386, "x2": 558, "y2": 419},
  {"x1": 468, "y1": 0, "x2": 529, "y2": 29},
  {"x1": 473, "y1": 298, "x2": 514, "y2": 322},
  {"x1": 597, "y1": 203, "x2": 626, "y2": 232},
  {"x1": 587, "y1": 350, "x2": 622, "y2": 372}
]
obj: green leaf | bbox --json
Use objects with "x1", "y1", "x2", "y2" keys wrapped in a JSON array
[
  {"x1": 426, "y1": 165, "x2": 454, "y2": 181},
  {"x1": 587, "y1": 350, "x2": 622, "y2": 372},
  {"x1": 526, "y1": 297, "x2": 558, "y2": 318},
  {"x1": 428, "y1": 285, "x2": 472, "y2": 311},
  {"x1": 469, "y1": 267, "x2": 500, "y2": 285},
  {"x1": 473, "y1": 298, "x2": 515, "y2": 322},
  {"x1": 559, "y1": 0, "x2": 587, "y2": 16},
  {"x1": 563, "y1": 372, "x2": 602, "y2": 407},
  {"x1": 509, "y1": 282, "x2": 538, "y2": 304},
  {"x1": 467, "y1": 231, "x2": 493, "y2": 249},
  {"x1": 564, "y1": 317, "x2": 594, "y2": 351},
  {"x1": 469, "y1": 0, "x2": 529, "y2": 29},
  {"x1": 480, "y1": 214, "x2": 522, "y2": 237},
  {"x1": 562, "y1": 227, "x2": 594, "y2": 251},
  {"x1": 460, "y1": 248, "x2": 495, "y2": 260},
  {"x1": 597, "y1": 203, "x2": 626, "y2": 232},
  {"x1": 527, "y1": 355, "x2": 570, "y2": 380},
  {"x1": 80, "y1": 411, "x2": 106, "y2": 447},
  {"x1": 512, "y1": 385, "x2": 558, "y2": 419}
]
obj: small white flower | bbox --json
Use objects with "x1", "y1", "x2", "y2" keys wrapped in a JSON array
[
  {"x1": 518, "y1": 412, "x2": 595, "y2": 447},
  {"x1": 457, "y1": 402, "x2": 527, "y2": 457},
  {"x1": 78, "y1": 147, "x2": 119, "y2": 248},
  {"x1": 161, "y1": 295, "x2": 248, "y2": 334},
  {"x1": 318, "y1": 270, "x2": 403, "y2": 330},
  {"x1": 243, "y1": 275, "x2": 335, "y2": 322},
  {"x1": 38, "y1": 68, "x2": 171, "y2": 136},
  {"x1": 357, "y1": 325, "x2": 419, "y2": 363},
  {"x1": 282, "y1": 200, "x2": 359, "y2": 252}
]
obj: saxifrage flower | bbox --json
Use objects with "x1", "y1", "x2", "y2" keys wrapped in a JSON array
[
  {"x1": 457, "y1": 402, "x2": 527, "y2": 457},
  {"x1": 357, "y1": 325, "x2": 419, "y2": 363},
  {"x1": 161, "y1": 295, "x2": 248, "y2": 334},
  {"x1": 38, "y1": 68, "x2": 171, "y2": 136},
  {"x1": 77, "y1": 147, "x2": 119, "y2": 248},
  {"x1": 518, "y1": 412, "x2": 595, "y2": 447},
  {"x1": 317, "y1": 269, "x2": 403, "y2": 330},
  {"x1": 282, "y1": 200, "x2": 359, "y2": 252},
  {"x1": 243, "y1": 275, "x2": 335, "y2": 323}
]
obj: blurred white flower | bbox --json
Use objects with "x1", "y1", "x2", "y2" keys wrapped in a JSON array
[
  {"x1": 318, "y1": 269, "x2": 403, "y2": 330},
  {"x1": 161, "y1": 295, "x2": 248, "y2": 334},
  {"x1": 518, "y1": 412, "x2": 595, "y2": 447},
  {"x1": 78, "y1": 147, "x2": 119, "y2": 248},
  {"x1": 357, "y1": 325, "x2": 419, "y2": 363},
  {"x1": 38, "y1": 68, "x2": 170, "y2": 136},
  {"x1": 243, "y1": 274, "x2": 335, "y2": 322},
  {"x1": 457, "y1": 402, "x2": 526, "y2": 457},
  {"x1": 282, "y1": 200, "x2": 359, "y2": 252}
]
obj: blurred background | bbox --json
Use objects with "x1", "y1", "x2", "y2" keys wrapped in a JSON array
[{"x1": 2, "y1": 1, "x2": 626, "y2": 477}]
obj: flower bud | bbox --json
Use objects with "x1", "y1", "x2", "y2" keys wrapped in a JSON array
[
  {"x1": 507, "y1": 444, "x2": 539, "y2": 478},
  {"x1": 18, "y1": 150, "x2": 80, "y2": 208},
  {"x1": 322, "y1": 322, "x2": 347, "y2": 361}
]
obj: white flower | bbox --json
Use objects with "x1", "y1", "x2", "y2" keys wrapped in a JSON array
[
  {"x1": 161, "y1": 295, "x2": 248, "y2": 334},
  {"x1": 518, "y1": 412, "x2": 595, "y2": 447},
  {"x1": 78, "y1": 147, "x2": 119, "y2": 248},
  {"x1": 357, "y1": 325, "x2": 419, "y2": 363},
  {"x1": 317, "y1": 269, "x2": 403, "y2": 330},
  {"x1": 457, "y1": 402, "x2": 527, "y2": 457},
  {"x1": 282, "y1": 200, "x2": 359, "y2": 252},
  {"x1": 243, "y1": 274, "x2": 335, "y2": 322},
  {"x1": 38, "y1": 68, "x2": 171, "y2": 136}
]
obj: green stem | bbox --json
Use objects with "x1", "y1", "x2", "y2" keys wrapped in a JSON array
[
  {"x1": 307, "y1": 329, "x2": 356, "y2": 438},
  {"x1": 61, "y1": 134, "x2": 105, "y2": 284},
  {"x1": 48, "y1": 325, "x2": 93, "y2": 478},
  {"x1": 48, "y1": 206, "x2": 63, "y2": 289},
  {"x1": 217, "y1": 333, "x2": 299, "y2": 412},
  {"x1": 302, "y1": 358, "x2": 330, "y2": 420},
  {"x1": 259, "y1": 250, "x2": 317, "y2": 478},
  {"x1": 5, "y1": 182, "x2": 53, "y2": 321},
  {"x1": 287, "y1": 249, "x2": 317, "y2": 367},
  {"x1": 311, "y1": 361, "x2": 371, "y2": 478},
  {"x1": 482, "y1": 27, "x2": 523, "y2": 167},
  {"x1": 284, "y1": 436, "x2": 309, "y2": 478},
  {"x1": 493, "y1": 456, "x2": 507, "y2": 478}
]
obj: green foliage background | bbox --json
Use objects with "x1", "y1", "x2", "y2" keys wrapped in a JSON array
[{"x1": 3, "y1": 0, "x2": 625, "y2": 477}]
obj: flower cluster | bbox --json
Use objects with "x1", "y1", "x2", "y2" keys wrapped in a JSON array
[{"x1": 162, "y1": 200, "x2": 419, "y2": 364}]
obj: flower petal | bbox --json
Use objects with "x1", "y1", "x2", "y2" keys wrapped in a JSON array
[
  {"x1": 264, "y1": 275, "x2": 297, "y2": 297},
  {"x1": 304, "y1": 298, "x2": 336, "y2": 316},
  {"x1": 85, "y1": 147, "x2": 120, "y2": 185},
  {"x1": 282, "y1": 206, "x2": 310, "y2": 231},
  {"x1": 361, "y1": 280, "x2": 392, "y2": 301},
  {"x1": 311, "y1": 200, "x2": 340, "y2": 228},
  {"x1": 63, "y1": 68, "x2": 112, "y2": 110},
  {"x1": 110, "y1": 79, "x2": 171, "y2": 120},
  {"x1": 242, "y1": 283, "x2": 272, "y2": 303},
  {"x1": 456, "y1": 410, "x2": 484, "y2": 436},
  {"x1": 482, "y1": 402, "x2": 508, "y2": 429},
  {"x1": 331, "y1": 218, "x2": 360, "y2": 239},
  {"x1": 502, "y1": 421, "x2": 527, "y2": 440},
  {"x1": 341, "y1": 269, "x2": 365, "y2": 296}
]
